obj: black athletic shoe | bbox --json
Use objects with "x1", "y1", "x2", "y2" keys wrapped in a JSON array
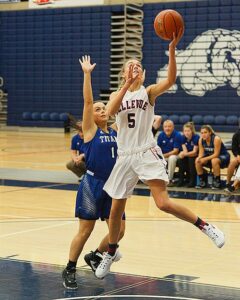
[
  {"x1": 224, "y1": 184, "x2": 235, "y2": 194},
  {"x1": 212, "y1": 178, "x2": 221, "y2": 189},
  {"x1": 196, "y1": 177, "x2": 207, "y2": 189},
  {"x1": 62, "y1": 268, "x2": 78, "y2": 290},
  {"x1": 84, "y1": 251, "x2": 103, "y2": 272}
]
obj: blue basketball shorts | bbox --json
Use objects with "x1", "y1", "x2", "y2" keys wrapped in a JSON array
[
  {"x1": 75, "y1": 173, "x2": 125, "y2": 221},
  {"x1": 205, "y1": 154, "x2": 230, "y2": 169}
]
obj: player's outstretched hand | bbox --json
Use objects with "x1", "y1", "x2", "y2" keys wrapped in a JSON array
[{"x1": 79, "y1": 55, "x2": 96, "y2": 73}]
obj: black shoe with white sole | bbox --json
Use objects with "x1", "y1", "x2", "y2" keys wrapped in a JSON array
[
  {"x1": 62, "y1": 268, "x2": 78, "y2": 290},
  {"x1": 84, "y1": 251, "x2": 103, "y2": 272}
]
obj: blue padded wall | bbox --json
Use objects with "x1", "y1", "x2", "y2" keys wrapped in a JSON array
[
  {"x1": 1, "y1": 0, "x2": 239, "y2": 130},
  {"x1": 143, "y1": 0, "x2": 240, "y2": 123},
  {"x1": 0, "y1": 5, "x2": 122, "y2": 126}
]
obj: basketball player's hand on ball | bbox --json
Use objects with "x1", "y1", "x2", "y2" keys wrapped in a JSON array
[
  {"x1": 79, "y1": 55, "x2": 96, "y2": 73},
  {"x1": 169, "y1": 27, "x2": 184, "y2": 49}
]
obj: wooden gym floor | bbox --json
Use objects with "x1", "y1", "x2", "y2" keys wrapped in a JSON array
[{"x1": 0, "y1": 130, "x2": 240, "y2": 300}]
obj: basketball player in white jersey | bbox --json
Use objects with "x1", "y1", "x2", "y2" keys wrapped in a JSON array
[{"x1": 95, "y1": 30, "x2": 225, "y2": 279}]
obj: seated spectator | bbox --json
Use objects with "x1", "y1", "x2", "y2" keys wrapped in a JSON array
[
  {"x1": 225, "y1": 127, "x2": 240, "y2": 192},
  {"x1": 195, "y1": 125, "x2": 230, "y2": 189},
  {"x1": 152, "y1": 115, "x2": 162, "y2": 137},
  {"x1": 157, "y1": 120, "x2": 182, "y2": 186},
  {"x1": 177, "y1": 122, "x2": 200, "y2": 187},
  {"x1": 66, "y1": 121, "x2": 86, "y2": 179}
]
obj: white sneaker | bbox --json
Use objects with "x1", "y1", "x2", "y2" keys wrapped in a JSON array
[
  {"x1": 202, "y1": 224, "x2": 225, "y2": 248},
  {"x1": 114, "y1": 250, "x2": 122, "y2": 262},
  {"x1": 95, "y1": 251, "x2": 119, "y2": 279}
]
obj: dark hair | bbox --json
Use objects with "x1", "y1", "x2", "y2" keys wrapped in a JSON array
[{"x1": 68, "y1": 114, "x2": 82, "y2": 131}]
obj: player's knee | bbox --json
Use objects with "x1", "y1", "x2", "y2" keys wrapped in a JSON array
[
  {"x1": 156, "y1": 200, "x2": 172, "y2": 213},
  {"x1": 230, "y1": 159, "x2": 238, "y2": 168},
  {"x1": 211, "y1": 158, "x2": 219, "y2": 166},
  {"x1": 110, "y1": 204, "x2": 125, "y2": 219},
  {"x1": 79, "y1": 226, "x2": 94, "y2": 239},
  {"x1": 195, "y1": 160, "x2": 201, "y2": 166},
  {"x1": 110, "y1": 209, "x2": 122, "y2": 220}
]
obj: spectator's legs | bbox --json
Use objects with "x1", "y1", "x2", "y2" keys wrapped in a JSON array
[
  {"x1": 187, "y1": 157, "x2": 197, "y2": 187},
  {"x1": 211, "y1": 158, "x2": 221, "y2": 189},
  {"x1": 195, "y1": 159, "x2": 204, "y2": 175},
  {"x1": 177, "y1": 157, "x2": 187, "y2": 186},
  {"x1": 226, "y1": 157, "x2": 239, "y2": 184},
  {"x1": 195, "y1": 159, "x2": 207, "y2": 188},
  {"x1": 167, "y1": 155, "x2": 178, "y2": 181},
  {"x1": 211, "y1": 158, "x2": 221, "y2": 176}
]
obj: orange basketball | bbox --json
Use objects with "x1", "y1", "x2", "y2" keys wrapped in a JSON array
[{"x1": 154, "y1": 9, "x2": 184, "y2": 40}]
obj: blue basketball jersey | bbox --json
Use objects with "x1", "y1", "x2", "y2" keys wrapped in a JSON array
[
  {"x1": 202, "y1": 134, "x2": 228, "y2": 157},
  {"x1": 84, "y1": 127, "x2": 117, "y2": 181},
  {"x1": 71, "y1": 134, "x2": 85, "y2": 154},
  {"x1": 182, "y1": 134, "x2": 200, "y2": 152}
]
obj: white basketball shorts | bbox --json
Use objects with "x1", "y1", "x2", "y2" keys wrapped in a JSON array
[{"x1": 103, "y1": 145, "x2": 169, "y2": 199}]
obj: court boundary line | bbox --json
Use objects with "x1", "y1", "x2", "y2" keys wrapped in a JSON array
[
  {"x1": 0, "y1": 182, "x2": 72, "y2": 194},
  {"x1": 53, "y1": 295, "x2": 205, "y2": 300},
  {"x1": 0, "y1": 257, "x2": 239, "y2": 292},
  {"x1": 1, "y1": 177, "x2": 240, "y2": 197}
]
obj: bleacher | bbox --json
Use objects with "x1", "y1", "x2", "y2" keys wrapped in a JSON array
[
  {"x1": 0, "y1": 0, "x2": 239, "y2": 131},
  {"x1": 0, "y1": 5, "x2": 122, "y2": 127},
  {"x1": 142, "y1": 0, "x2": 240, "y2": 132}
]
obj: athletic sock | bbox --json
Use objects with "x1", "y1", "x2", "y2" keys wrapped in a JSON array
[
  {"x1": 66, "y1": 260, "x2": 77, "y2": 271},
  {"x1": 108, "y1": 243, "x2": 118, "y2": 256},
  {"x1": 194, "y1": 217, "x2": 208, "y2": 230}
]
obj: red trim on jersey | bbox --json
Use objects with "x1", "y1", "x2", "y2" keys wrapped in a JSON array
[{"x1": 150, "y1": 148, "x2": 159, "y2": 160}]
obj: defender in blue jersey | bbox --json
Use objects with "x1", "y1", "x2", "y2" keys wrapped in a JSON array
[
  {"x1": 62, "y1": 55, "x2": 125, "y2": 290},
  {"x1": 195, "y1": 125, "x2": 230, "y2": 189},
  {"x1": 76, "y1": 126, "x2": 118, "y2": 220}
]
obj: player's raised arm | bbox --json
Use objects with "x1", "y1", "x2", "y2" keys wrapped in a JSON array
[
  {"x1": 79, "y1": 55, "x2": 97, "y2": 140},
  {"x1": 146, "y1": 28, "x2": 183, "y2": 105}
]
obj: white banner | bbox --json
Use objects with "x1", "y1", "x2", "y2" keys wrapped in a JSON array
[{"x1": 29, "y1": 0, "x2": 104, "y2": 9}]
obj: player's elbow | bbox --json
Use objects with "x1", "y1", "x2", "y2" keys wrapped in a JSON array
[
  {"x1": 168, "y1": 76, "x2": 176, "y2": 86},
  {"x1": 106, "y1": 106, "x2": 117, "y2": 117}
]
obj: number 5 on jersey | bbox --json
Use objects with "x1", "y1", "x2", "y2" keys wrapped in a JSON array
[{"x1": 128, "y1": 113, "x2": 135, "y2": 128}]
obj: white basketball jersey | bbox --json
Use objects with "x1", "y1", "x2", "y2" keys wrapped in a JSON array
[{"x1": 115, "y1": 85, "x2": 156, "y2": 153}]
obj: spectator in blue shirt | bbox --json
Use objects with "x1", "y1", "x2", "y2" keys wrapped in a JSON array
[
  {"x1": 157, "y1": 120, "x2": 182, "y2": 185},
  {"x1": 66, "y1": 121, "x2": 86, "y2": 179},
  {"x1": 177, "y1": 122, "x2": 200, "y2": 187}
]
